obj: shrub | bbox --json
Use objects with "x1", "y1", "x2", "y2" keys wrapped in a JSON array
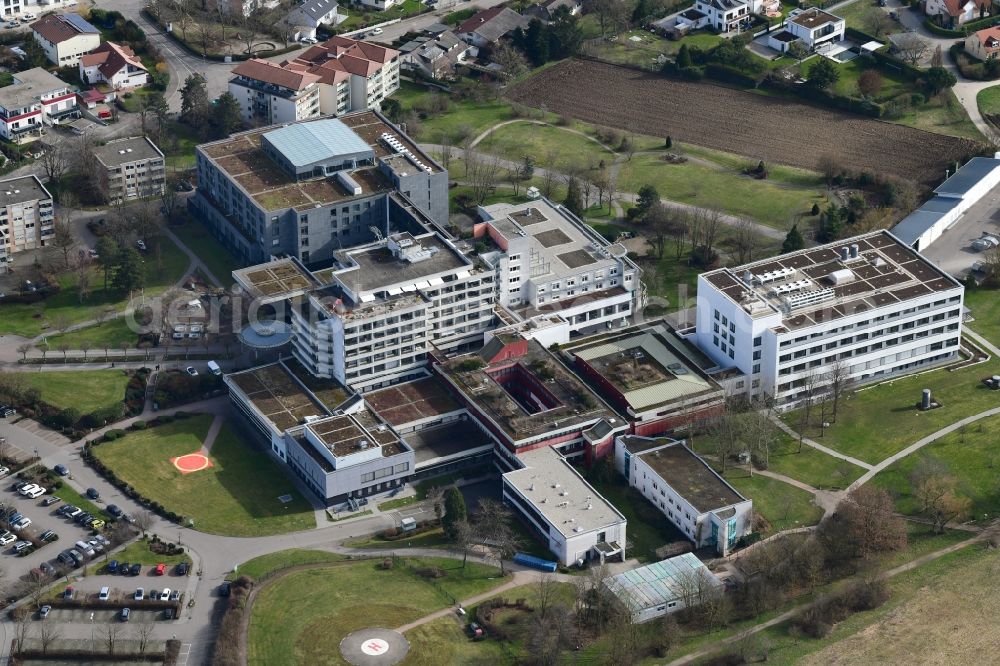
[{"x1": 130, "y1": 420, "x2": 147, "y2": 430}]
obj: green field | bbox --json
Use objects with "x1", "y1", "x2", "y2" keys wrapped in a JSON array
[
  {"x1": 722, "y1": 470, "x2": 823, "y2": 533},
  {"x1": 478, "y1": 122, "x2": 616, "y2": 173},
  {"x1": 20, "y1": 369, "x2": 129, "y2": 413},
  {"x1": 92, "y1": 416, "x2": 315, "y2": 536},
  {"x1": 616, "y1": 152, "x2": 827, "y2": 229},
  {"x1": 783, "y1": 358, "x2": 1000, "y2": 465},
  {"x1": 394, "y1": 82, "x2": 517, "y2": 145},
  {"x1": 829, "y1": 58, "x2": 909, "y2": 103},
  {"x1": 0, "y1": 235, "x2": 189, "y2": 338},
  {"x1": 46, "y1": 317, "x2": 140, "y2": 351},
  {"x1": 169, "y1": 220, "x2": 243, "y2": 287},
  {"x1": 977, "y1": 84, "x2": 1000, "y2": 117},
  {"x1": 247, "y1": 557, "x2": 505, "y2": 666},
  {"x1": 583, "y1": 29, "x2": 723, "y2": 69},
  {"x1": 764, "y1": 431, "x2": 866, "y2": 490},
  {"x1": 895, "y1": 90, "x2": 986, "y2": 141},
  {"x1": 964, "y1": 287, "x2": 1000, "y2": 345},
  {"x1": 233, "y1": 549, "x2": 347, "y2": 582},
  {"x1": 873, "y1": 414, "x2": 1000, "y2": 522}
]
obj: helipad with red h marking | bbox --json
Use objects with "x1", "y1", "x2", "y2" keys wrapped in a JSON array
[
  {"x1": 340, "y1": 628, "x2": 409, "y2": 665},
  {"x1": 170, "y1": 452, "x2": 213, "y2": 474}
]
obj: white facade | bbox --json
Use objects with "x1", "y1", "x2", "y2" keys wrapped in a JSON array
[
  {"x1": 0, "y1": 68, "x2": 77, "y2": 143},
  {"x1": 615, "y1": 436, "x2": 751, "y2": 556},
  {"x1": 784, "y1": 8, "x2": 845, "y2": 49},
  {"x1": 229, "y1": 78, "x2": 321, "y2": 125},
  {"x1": 0, "y1": 175, "x2": 54, "y2": 271},
  {"x1": 32, "y1": 17, "x2": 100, "y2": 66},
  {"x1": 502, "y1": 446, "x2": 626, "y2": 566},
  {"x1": 694, "y1": 231, "x2": 965, "y2": 405},
  {"x1": 690, "y1": 0, "x2": 759, "y2": 33}
]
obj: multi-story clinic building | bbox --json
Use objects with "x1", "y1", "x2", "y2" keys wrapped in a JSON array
[
  {"x1": 695, "y1": 230, "x2": 964, "y2": 405},
  {"x1": 0, "y1": 175, "x2": 53, "y2": 272},
  {"x1": 92, "y1": 136, "x2": 166, "y2": 203},
  {"x1": 191, "y1": 112, "x2": 447, "y2": 267}
]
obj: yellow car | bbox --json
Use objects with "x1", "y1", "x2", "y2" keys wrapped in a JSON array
[{"x1": 90, "y1": 519, "x2": 105, "y2": 530}]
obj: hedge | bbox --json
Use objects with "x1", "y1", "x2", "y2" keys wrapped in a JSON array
[{"x1": 704, "y1": 62, "x2": 761, "y2": 87}]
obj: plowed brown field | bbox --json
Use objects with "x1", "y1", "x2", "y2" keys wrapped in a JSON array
[{"x1": 507, "y1": 59, "x2": 982, "y2": 185}]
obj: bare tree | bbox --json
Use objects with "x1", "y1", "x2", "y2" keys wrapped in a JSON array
[
  {"x1": 51, "y1": 220, "x2": 75, "y2": 268},
  {"x1": 796, "y1": 369, "x2": 819, "y2": 452},
  {"x1": 193, "y1": 20, "x2": 218, "y2": 59},
  {"x1": 474, "y1": 498, "x2": 523, "y2": 575},
  {"x1": 75, "y1": 269, "x2": 92, "y2": 304},
  {"x1": 910, "y1": 456, "x2": 971, "y2": 532},
  {"x1": 103, "y1": 620, "x2": 123, "y2": 655},
  {"x1": 863, "y1": 7, "x2": 893, "y2": 38},
  {"x1": 132, "y1": 510, "x2": 155, "y2": 536},
  {"x1": 464, "y1": 149, "x2": 503, "y2": 205},
  {"x1": 741, "y1": 409, "x2": 777, "y2": 472},
  {"x1": 17, "y1": 343, "x2": 30, "y2": 361},
  {"x1": 725, "y1": 216, "x2": 758, "y2": 265},
  {"x1": 535, "y1": 575, "x2": 560, "y2": 621},
  {"x1": 40, "y1": 143, "x2": 68, "y2": 192},
  {"x1": 826, "y1": 359, "x2": 851, "y2": 422},
  {"x1": 38, "y1": 622, "x2": 61, "y2": 654},
  {"x1": 13, "y1": 612, "x2": 32, "y2": 655},
  {"x1": 237, "y1": 10, "x2": 262, "y2": 55},
  {"x1": 132, "y1": 621, "x2": 156, "y2": 656},
  {"x1": 819, "y1": 486, "x2": 907, "y2": 561},
  {"x1": 527, "y1": 603, "x2": 577, "y2": 665},
  {"x1": 451, "y1": 519, "x2": 477, "y2": 568},
  {"x1": 892, "y1": 32, "x2": 930, "y2": 66},
  {"x1": 491, "y1": 41, "x2": 529, "y2": 84}
]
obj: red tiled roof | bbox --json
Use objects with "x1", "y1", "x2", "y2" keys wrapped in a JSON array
[
  {"x1": 974, "y1": 25, "x2": 1000, "y2": 49},
  {"x1": 943, "y1": 0, "x2": 989, "y2": 15},
  {"x1": 280, "y1": 35, "x2": 397, "y2": 84},
  {"x1": 457, "y1": 5, "x2": 506, "y2": 33},
  {"x1": 231, "y1": 58, "x2": 320, "y2": 90},
  {"x1": 80, "y1": 41, "x2": 146, "y2": 80}
]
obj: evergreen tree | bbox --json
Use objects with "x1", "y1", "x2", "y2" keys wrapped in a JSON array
[
  {"x1": 146, "y1": 92, "x2": 170, "y2": 139},
  {"x1": 632, "y1": 0, "x2": 651, "y2": 24},
  {"x1": 180, "y1": 73, "x2": 211, "y2": 133},
  {"x1": 95, "y1": 237, "x2": 119, "y2": 289},
  {"x1": 442, "y1": 487, "x2": 467, "y2": 540},
  {"x1": 524, "y1": 19, "x2": 549, "y2": 67},
  {"x1": 807, "y1": 58, "x2": 839, "y2": 89},
  {"x1": 665, "y1": 136, "x2": 673, "y2": 149},
  {"x1": 548, "y1": 7, "x2": 582, "y2": 60},
  {"x1": 677, "y1": 44, "x2": 692, "y2": 69},
  {"x1": 112, "y1": 247, "x2": 145, "y2": 294},
  {"x1": 211, "y1": 92, "x2": 243, "y2": 139},
  {"x1": 564, "y1": 177, "x2": 583, "y2": 216},
  {"x1": 781, "y1": 224, "x2": 805, "y2": 253},
  {"x1": 635, "y1": 184, "x2": 660, "y2": 218}
]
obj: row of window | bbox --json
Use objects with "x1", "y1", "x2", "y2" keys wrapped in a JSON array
[{"x1": 360, "y1": 462, "x2": 410, "y2": 483}]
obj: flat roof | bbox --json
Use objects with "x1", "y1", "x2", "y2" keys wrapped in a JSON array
[
  {"x1": 284, "y1": 357, "x2": 350, "y2": 410},
  {"x1": 440, "y1": 339, "x2": 620, "y2": 441},
  {"x1": 891, "y1": 197, "x2": 960, "y2": 245},
  {"x1": 233, "y1": 257, "x2": 321, "y2": 302},
  {"x1": 604, "y1": 553, "x2": 720, "y2": 613},
  {"x1": 479, "y1": 200, "x2": 622, "y2": 280},
  {"x1": 365, "y1": 376, "x2": 462, "y2": 427},
  {"x1": 565, "y1": 322, "x2": 721, "y2": 411},
  {"x1": 789, "y1": 7, "x2": 841, "y2": 28},
  {"x1": 934, "y1": 157, "x2": 1000, "y2": 197},
  {"x1": 263, "y1": 118, "x2": 372, "y2": 168},
  {"x1": 92, "y1": 136, "x2": 162, "y2": 167},
  {"x1": 623, "y1": 437, "x2": 745, "y2": 514},
  {"x1": 333, "y1": 233, "x2": 469, "y2": 294},
  {"x1": 404, "y1": 419, "x2": 493, "y2": 465},
  {"x1": 503, "y1": 446, "x2": 625, "y2": 537},
  {"x1": 702, "y1": 230, "x2": 962, "y2": 331},
  {"x1": 0, "y1": 175, "x2": 50, "y2": 207},
  {"x1": 304, "y1": 411, "x2": 405, "y2": 458},
  {"x1": 228, "y1": 362, "x2": 328, "y2": 432}
]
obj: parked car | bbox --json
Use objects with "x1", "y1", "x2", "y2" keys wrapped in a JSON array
[
  {"x1": 95, "y1": 534, "x2": 110, "y2": 546},
  {"x1": 107, "y1": 560, "x2": 119, "y2": 574},
  {"x1": 0, "y1": 466, "x2": 9, "y2": 476},
  {"x1": 136, "y1": 239, "x2": 146, "y2": 252},
  {"x1": 169, "y1": 589, "x2": 180, "y2": 601},
  {"x1": 13, "y1": 540, "x2": 32, "y2": 554},
  {"x1": 68, "y1": 550, "x2": 84, "y2": 566},
  {"x1": 24, "y1": 486, "x2": 45, "y2": 499},
  {"x1": 42, "y1": 496, "x2": 60, "y2": 506},
  {"x1": 38, "y1": 605, "x2": 51, "y2": 619},
  {"x1": 90, "y1": 518, "x2": 105, "y2": 530},
  {"x1": 119, "y1": 561, "x2": 130, "y2": 575},
  {"x1": 467, "y1": 622, "x2": 485, "y2": 640},
  {"x1": 0, "y1": 531, "x2": 15, "y2": 545},
  {"x1": 85, "y1": 488, "x2": 100, "y2": 500},
  {"x1": 129, "y1": 563, "x2": 142, "y2": 576},
  {"x1": 299, "y1": 36, "x2": 318, "y2": 44},
  {"x1": 57, "y1": 550, "x2": 74, "y2": 565},
  {"x1": 149, "y1": 589, "x2": 159, "y2": 601},
  {"x1": 54, "y1": 465, "x2": 69, "y2": 476},
  {"x1": 185, "y1": 366, "x2": 198, "y2": 377},
  {"x1": 39, "y1": 530, "x2": 56, "y2": 542},
  {"x1": 106, "y1": 504, "x2": 123, "y2": 519},
  {"x1": 39, "y1": 561, "x2": 56, "y2": 576},
  {"x1": 88, "y1": 539, "x2": 104, "y2": 553},
  {"x1": 12, "y1": 517, "x2": 31, "y2": 529},
  {"x1": 371, "y1": 27, "x2": 383, "y2": 35},
  {"x1": 160, "y1": 588, "x2": 171, "y2": 601},
  {"x1": 64, "y1": 506, "x2": 82, "y2": 518},
  {"x1": 74, "y1": 540, "x2": 95, "y2": 557},
  {"x1": 63, "y1": 586, "x2": 74, "y2": 600},
  {"x1": 134, "y1": 588, "x2": 144, "y2": 601},
  {"x1": 21, "y1": 12, "x2": 36, "y2": 20},
  {"x1": 155, "y1": 563, "x2": 165, "y2": 576},
  {"x1": 99, "y1": 586, "x2": 110, "y2": 601},
  {"x1": 0, "y1": 406, "x2": 13, "y2": 418},
  {"x1": 121, "y1": 607, "x2": 130, "y2": 622},
  {"x1": 175, "y1": 562, "x2": 189, "y2": 576},
  {"x1": 18, "y1": 484, "x2": 41, "y2": 497}
]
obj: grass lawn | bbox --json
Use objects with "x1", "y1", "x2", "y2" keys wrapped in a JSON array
[
  {"x1": 161, "y1": 121, "x2": 201, "y2": 172},
  {"x1": 721, "y1": 470, "x2": 823, "y2": 533},
  {"x1": 584, "y1": 30, "x2": 723, "y2": 68},
  {"x1": 964, "y1": 286, "x2": 1000, "y2": 345},
  {"x1": 782, "y1": 358, "x2": 1000, "y2": 465},
  {"x1": 478, "y1": 122, "x2": 616, "y2": 173},
  {"x1": 896, "y1": 90, "x2": 987, "y2": 142},
  {"x1": 829, "y1": 58, "x2": 909, "y2": 103},
  {"x1": 88, "y1": 538, "x2": 193, "y2": 574},
  {"x1": 749, "y1": 542, "x2": 994, "y2": 665},
  {"x1": 873, "y1": 414, "x2": 1000, "y2": 522},
  {"x1": 616, "y1": 152, "x2": 827, "y2": 229},
  {"x1": 396, "y1": 81, "x2": 516, "y2": 144},
  {"x1": 378, "y1": 496, "x2": 418, "y2": 511},
  {"x1": 586, "y1": 477, "x2": 686, "y2": 562},
  {"x1": 247, "y1": 557, "x2": 505, "y2": 666},
  {"x1": 169, "y1": 219, "x2": 243, "y2": 287},
  {"x1": 20, "y1": 369, "x2": 129, "y2": 414},
  {"x1": 344, "y1": 526, "x2": 451, "y2": 550},
  {"x1": 46, "y1": 317, "x2": 140, "y2": 351},
  {"x1": 234, "y1": 549, "x2": 347, "y2": 582},
  {"x1": 0, "y1": 234, "x2": 189, "y2": 338},
  {"x1": 92, "y1": 416, "x2": 315, "y2": 537},
  {"x1": 977, "y1": 84, "x2": 1000, "y2": 117},
  {"x1": 53, "y1": 480, "x2": 104, "y2": 519},
  {"x1": 765, "y1": 431, "x2": 866, "y2": 490}
]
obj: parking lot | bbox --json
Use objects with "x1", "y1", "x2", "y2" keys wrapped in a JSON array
[{"x1": 922, "y1": 188, "x2": 1000, "y2": 280}]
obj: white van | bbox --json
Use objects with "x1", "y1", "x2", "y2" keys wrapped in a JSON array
[{"x1": 207, "y1": 360, "x2": 222, "y2": 376}]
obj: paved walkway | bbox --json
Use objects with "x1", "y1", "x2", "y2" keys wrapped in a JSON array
[
  {"x1": 753, "y1": 469, "x2": 844, "y2": 517},
  {"x1": 965, "y1": 326, "x2": 1000, "y2": 358},
  {"x1": 769, "y1": 415, "x2": 874, "y2": 470},
  {"x1": 199, "y1": 413, "x2": 226, "y2": 455},
  {"x1": 849, "y1": 405, "x2": 1000, "y2": 490}
]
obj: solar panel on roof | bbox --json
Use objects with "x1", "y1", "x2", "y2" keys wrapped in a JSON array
[{"x1": 61, "y1": 13, "x2": 99, "y2": 33}]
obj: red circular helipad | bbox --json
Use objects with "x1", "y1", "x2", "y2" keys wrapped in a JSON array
[{"x1": 171, "y1": 453, "x2": 213, "y2": 474}]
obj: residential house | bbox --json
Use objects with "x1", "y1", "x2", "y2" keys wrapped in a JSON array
[
  {"x1": 457, "y1": 6, "x2": 528, "y2": 47},
  {"x1": 524, "y1": 0, "x2": 582, "y2": 21},
  {"x1": 781, "y1": 8, "x2": 845, "y2": 50},
  {"x1": 966, "y1": 25, "x2": 1000, "y2": 60},
  {"x1": 91, "y1": 136, "x2": 166, "y2": 203},
  {"x1": 30, "y1": 13, "x2": 101, "y2": 66},
  {"x1": 285, "y1": 0, "x2": 345, "y2": 40},
  {"x1": 682, "y1": 0, "x2": 753, "y2": 33},
  {"x1": 0, "y1": 67, "x2": 78, "y2": 143},
  {"x1": 229, "y1": 58, "x2": 322, "y2": 125},
  {"x1": 926, "y1": 0, "x2": 991, "y2": 27},
  {"x1": 399, "y1": 28, "x2": 471, "y2": 80},
  {"x1": 0, "y1": 175, "x2": 54, "y2": 272},
  {"x1": 79, "y1": 42, "x2": 150, "y2": 90},
  {"x1": 211, "y1": 0, "x2": 281, "y2": 18}
]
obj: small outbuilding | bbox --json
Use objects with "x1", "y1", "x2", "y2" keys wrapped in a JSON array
[{"x1": 603, "y1": 552, "x2": 723, "y2": 623}]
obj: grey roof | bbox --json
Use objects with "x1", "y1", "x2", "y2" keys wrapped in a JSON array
[
  {"x1": 603, "y1": 553, "x2": 721, "y2": 613},
  {"x1": 0, "y1": 67, "x2": 68, "y2": 109},
  {"x1": 12, "y1": 68, "x2": 69, "y2": 92},
  {"x1": 935, "y1": 156, "x2": 1000, "y2": 197},
  {"x1": 92, "y1": 137, "x2": 163, "y2": 167},
  {"x1": 263, "y1": 118, "x2": 371, "y2": 168},
  {"x1": 290, "y1": 0, "x2": 339, "y2": 21},
  {"x1": 890, "y1": 197, "x2": 960, "y2": 245},
  {"x1": 0, "y1": 175, "x2": 50, "y2": 207},
  {"x1": 61, "y1": 13, "x2": 99, "y2": 34}
]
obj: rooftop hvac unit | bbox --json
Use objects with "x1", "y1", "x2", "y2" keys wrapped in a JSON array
[
  {"x1": 783, "y1": 287, "x2": 835, "y2": 311},
  {"x1": 754, "y1": 266, "x2": 796, "y2": 284},
  {"x1": 827, "y1": 268, "x2": 855, "y2": 285},
  {"x1": 768, "y1": 279, "x2": 812, "y2": 296}
]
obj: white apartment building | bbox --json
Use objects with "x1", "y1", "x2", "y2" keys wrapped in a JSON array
[
  {"x1": 502, "y1": 445, "x2": 626, "y2": 566},
  {"x1": 0, "y1": 67, "x2": 77, "y2": 143},
  {"x1": 0, "y1": 175, "x2": 54, "y2": 272},
  {"x1": 229, "y1": 58, "x2": 321, "y2": 126},
  {"x1": 31, "y1": 13, "x2": 100, "y2": 66},
  {"x1": 476, "y1": 200, "x2": 644, "y2": 338},
  {"x1": 91, "y1": 136, "x2": 166, "y2": 203},
  {"x1": 615, "y1": 436, "x2": 752, "y2": 556},
  {"x1": 782, "y1": 7, "x2": 845, "y2": 50},
  {"x1": 694, "y1": 230, "x2": 965, "y2": 405}
]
